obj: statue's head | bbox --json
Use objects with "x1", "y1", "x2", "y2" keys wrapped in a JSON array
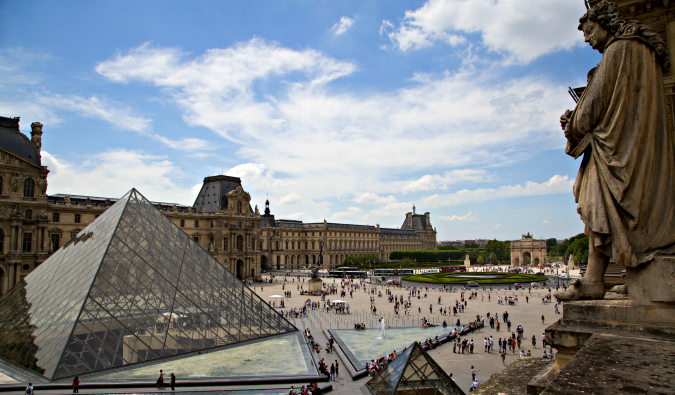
[{"x1": 579, "y1": 1, "x2": 669, "y2": 71}]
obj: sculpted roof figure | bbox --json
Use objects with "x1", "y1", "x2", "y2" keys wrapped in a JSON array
[{"x1": 557, "y1": 1, "x2": 675, "y2": 301}]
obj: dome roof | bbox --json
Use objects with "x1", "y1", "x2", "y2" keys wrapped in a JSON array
[{"x1": 0, "y1": 117, "x2": 41, "y2": 166}]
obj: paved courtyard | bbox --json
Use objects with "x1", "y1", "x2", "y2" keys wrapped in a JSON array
[{"x1": 256, "y1": 269, "x2": 569, "y2": 394}]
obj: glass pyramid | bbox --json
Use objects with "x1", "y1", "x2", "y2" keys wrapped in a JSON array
[
  {"x1": 0, "y1": 189, "x2": 297, "y2": 381},
  {"x1": 365, "y1": 342, "x2": 465, "y2": 395}
]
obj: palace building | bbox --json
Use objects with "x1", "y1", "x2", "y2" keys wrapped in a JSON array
[{"x1": 0, "y1": 116, "x2": 437, "y2": 295}]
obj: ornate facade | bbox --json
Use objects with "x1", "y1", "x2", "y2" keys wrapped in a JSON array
[
  {"x1": 510, "y1": 234, "x2": 547, "y2": 266},
  {"x1": 400, "y1": 205, "x2": 437, "y2": 250}
]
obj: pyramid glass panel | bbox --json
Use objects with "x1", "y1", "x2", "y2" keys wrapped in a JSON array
[
  {"x1": 365, "y1": 342, "x2": 464, "y2": 395},
  {"x1": 0, "y1": 189, "x2": 297, "y2": 381}
]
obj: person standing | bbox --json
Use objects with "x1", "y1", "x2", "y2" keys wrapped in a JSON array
[
  {"x1": 25, "y1": 383, "x2": 33, "y2": 395},
  {"x1": 71, "y1": 376, "x2": 80, "y2": 393},
  {"x1": 335, "y1": 360, "x2": 339, "y2": 379},
  {"x1": 501, "y1": 350, "x2": 506, "y2": 366},
  {"x1": 170, "y1": 373, "x2": 175, "y2": 391},
  {"x1": 330, "y1": 363, "x2": 335, "y2": 381},
  {"x1": 532, "y1": 335, "x2": 537, "y2": 349},
  {"x1": 470, "y1": 366, "x2": 479, "y2": 382}
]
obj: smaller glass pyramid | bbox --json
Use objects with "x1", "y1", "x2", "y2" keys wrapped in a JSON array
[
  {"x1": 365, "y1": 342, "x2": 465, "y2": 395},
  {"x1": 0, "y1": 189, "x2": 297, "y2": 381}
]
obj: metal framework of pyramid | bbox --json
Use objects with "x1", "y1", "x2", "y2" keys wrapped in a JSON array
[
  {"x1": 0, "y1": 189, "x2": 297, "y2": 381},
  {"x1": 365, "y1": 342, "x2": 465, "y2": 395}
]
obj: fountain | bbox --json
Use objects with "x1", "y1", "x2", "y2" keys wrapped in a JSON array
[{"x1": 376, "y1": 318, "x2": 386, "y2": 339}]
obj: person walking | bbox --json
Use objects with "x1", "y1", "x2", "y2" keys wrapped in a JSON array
[
  {"x1": 335, "y1": 360, "x2": 339, "y2": 379},
  {"x1": 330, "y1": 363, "x2": 335, "y2": 381},
  {"x1": 156, "y1": 369, "x2": 165, "y2": 389},
  {"x1": 170, "y1": 373, "x2": 175, "y2": 391},
  {"x1": 71, "y1": 376, "x2": 80, "y2": 393},
  {"x1": 532, "y1": 335, "x2": 536, "y2": 349},
  {"x1": 541, "y1": 315, "x2": 545, "y2": 325}
]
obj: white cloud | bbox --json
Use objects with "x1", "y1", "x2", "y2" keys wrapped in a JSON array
[
  {"x1": 421, "y1": 175, "x2": 575, "y2": 208},
  {"x1": 400, "y1": 169, "x2": 492, "y2": 193},
  {"x1": 279, "y1": 193, "x2": 301, "y2": 206},
  {"x1": 386, "y1": 0, "x2": 586, "y2": 63},
  {"x1": 38, "y1": 94, "x2": 152, "y2": 132},
  {"x1": 41, "y1": 149, "x2": 199, "y2": 204},
  {"x1": 439, "y1": 211, "x2": 476, "y2": 222},
  {"x1": 152, "y1": 135, "x2": 211, "y2": 151},
  {"x1": 492, "y1": 224, "x2": 503, "y2": 230},
  {"x1": 331, "y1": 206, "x2": 363, "y2": 221},
  {"x1": 542, "y1": 220, "x2": 551, "y2": 224},
  {"x1": 94, "y1": 39, "x2": 573, "y2": 221},
  {"x1": 352, "y1": 192, "x2": 398, "y2": 205},
  {"x1": 380, "y1": 20, "x2": 394, "y2": 36},
  {"x1": 332, "y1": 16, "x2": 356, "y2": 35}
]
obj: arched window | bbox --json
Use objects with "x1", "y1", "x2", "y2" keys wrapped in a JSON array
[
  {"x1": 180, "y1": 219, "x2": 185, "y2": 227},
  {"x1": 236, "y1": 235, "x2": 243, "y2": 251},
  {"x1": 23, "y1": 178, "x2": 35, "y2": 198},
  {"x1": 236, "y1": 201, "x2": 242, "y2": 214},
  {"x1": 24, "y1": 209, "x2": 32, "y2": 219}
]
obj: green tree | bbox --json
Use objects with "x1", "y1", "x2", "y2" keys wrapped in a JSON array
[
  {"x1": 437, "y1": 244, "x2": 458, "y2": 250},
  {"x1": 477, "y1": 256, "x2": 485, "y2": 264},
  {"x1": 464, "y1": 243, "x2": 480, "y2": 249},
  {"x1": 568, "y1": 234, "x2": 589, "y2": 264},
  {"x1": 546, "y1": 238, "x2": 558, "y2": 253}
]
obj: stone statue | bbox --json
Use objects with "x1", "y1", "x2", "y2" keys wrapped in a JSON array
[
  {"x1": 30, "y1": 122, "x2": 43, "y2": 152},
  {"x1": 38, "y1": 179, "x2": 47, "y2": 195},
  {"x1": 557, "y1": 1, "x2": 675, "y2": 301}
]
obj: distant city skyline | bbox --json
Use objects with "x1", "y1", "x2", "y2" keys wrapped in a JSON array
[{"x1": 1, "y1": 0, "x2": 593, "y2": 240}]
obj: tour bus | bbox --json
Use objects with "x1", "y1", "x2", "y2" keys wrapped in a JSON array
[
  {"x1": 440, "y1": 266, "x2": 467, "y2": 273},
  {"x1": 373, "y1": 268, "x2": 414, "y2": 276},
  {"x1": 422, "y1": 269, "x2": 440, "y2": 274}
]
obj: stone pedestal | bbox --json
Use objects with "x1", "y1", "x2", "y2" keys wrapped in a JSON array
[
  {"x1": 626, "y1": 255, "x2": 675, "y2": 303},
  {"x1": 308, "y1": 278, "x2": 323, "y2": 292}
]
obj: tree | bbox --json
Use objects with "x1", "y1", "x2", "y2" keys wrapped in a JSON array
[
  {"x1": 546, "y1": 238, "x2": 558, "y2": 253},
  {"x1": 568, "y1": 235, "x2": 589, "y2": 264},
  {"x1": 477, "y1": 256, "x2": 485, "y2": 264},
  {"x1": 437, "y1": 244, "x2": 458, "y2": 250},
  {"x1": 464, "y1": 243, "x2": 480, "y2": 249}
]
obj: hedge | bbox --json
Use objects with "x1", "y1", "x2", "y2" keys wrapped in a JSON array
[{"x1": 401, "y1": 272, "x2": 549, "y2": 285}]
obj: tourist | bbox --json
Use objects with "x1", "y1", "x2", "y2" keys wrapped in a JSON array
[
  {"x1": 532, "y1": 335, "x2": 536, "y2": 349},
  {"x1": 289, "y1": 385, "x2": 296, "y2": 394},
  {"x1": 330, "y1": 363, "x2": 335, "y2": 381},
  {"x1": 541, "y1": 315, "x2": 545, "y2": 324},
  {"x1": 469, "y1": 380, "x2": 479, "y2": 392},
  {"x1": 25, "y1": 383, "x2": 33, "y2": 395},
  {"x1": 501, "y1": 350, "x2": 506, "y2": 366},
  {"x1": 71, "y1": 376, "x2": 80, "y2": 393},
  {"x1": 471, "y1": 366, "x2": 479, "y2": 381},
  {"x1": 335, "y1": 360, "x2": 339, "y2": 379},
  {"x1": 156, "y1": 369, "x2": 165, "y2": 389},
  {"x1": 170, "y1": 373, "x2": 175, "y2": 391}
]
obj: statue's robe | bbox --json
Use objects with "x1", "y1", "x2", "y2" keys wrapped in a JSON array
[{"x1": 567, "y1": 37, "x2": 675, "y2": 267}]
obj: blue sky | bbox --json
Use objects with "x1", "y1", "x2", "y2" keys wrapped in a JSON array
[{"x1": 1, "y1": 0, "x2": 599, "y2": 241}]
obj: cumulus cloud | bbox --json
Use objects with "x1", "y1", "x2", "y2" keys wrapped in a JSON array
[
  {"x1": 41, "y1": 149, "x2": 199, "y2": 204},
  {"x1": 332, "y1": 16, "x2": 356, "y2": 35},
  {"x1": 542, "y1": 220, "x2": 551, "y2": 224},
  {"x1": 439, "y1": 211, "x2": 476, "y2": 222},
  {"x1": 400, "y1": 169, "x2": 492, "y2": 193},
  {"x1": 352, "y1": 192, "x2": 398, "y2": 205},
  {"x1": 421, "y1": 175, "x2": 574, "y2": 208},
  {"x1": 279, "y1": 193, "x2": 301, "y2": 206},
  {"x1": 385, "y1": 0, "x2": 586, "y2": 63}
]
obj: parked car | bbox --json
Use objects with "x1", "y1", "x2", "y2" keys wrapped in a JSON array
[
  {"x1": 559, "y1": 273, "x2": 570, "y2": 280},
  {"x1": 467, "y1": 281, "x2": 479, "y2": 287}
]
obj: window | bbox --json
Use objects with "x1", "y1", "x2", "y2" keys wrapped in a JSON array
[
  {"x1": 236, "y1": 235, "x2": 243, "y2": 251},
  {"x1": 74, "y1": 213, "x2": 81, "y2": 223},
  {"x1": 0, "y1": 175, "x2": 3, "y2": 194},
  {"x1": 0, "y1": 229, "x2": 3, "y2": 253},
  {"x1": 210, "y1": 221, "x2": 214, "y2": 228},
  {"x1": 292, "y1": 241, "x2": 295, "y2": 249},
  {"x1": 305, "y1": 242, "x2": 308, "y2": 249},
  {"x1": 193, "y1": 236, "x2": 200, "y2": 243},
  {"x1": 252, "y1": 238, "x2": 256, "y2": 250},
  {"x1": 23, "y1": 178, "x2": 35, "y2": 198},
  {"x1": 180, "y1": 219, "x2": 185, "y2": 227},
  {"x1": 209, "y1": 236, "x2": 214, "y2": 248},
  {"x1": 52, "y1": 212, "x2": 60, "y2": 222},
  {"x1": 25, "y1": 209, "x2": 32, "y2": 219},
  {"x1": 194, "y1": 220, "x2": 199, "y2": 228},
  {"x1": 51, "y1": 233, "x2": 60, "y2": 251},
  {"x1": 285, "y1": 241, "x2": 289, "y2": 249},
  {"x1": 276, "y1": 241, "x2": 279, "y2": 250},
  {"x1": 22, "y1": 232, "x2": 32, "y2": 252},
  {"x1": 237, "y1": 201, "x2": 242, "y2": 213},
  {"x1": 312, "y1": 241, "x2": 315, "y2": 249},
  {"x1": 223, "y1": 237, "x2": 228, "y2": 250}
]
